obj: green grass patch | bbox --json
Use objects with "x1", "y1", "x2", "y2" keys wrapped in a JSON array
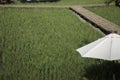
[
  {"x1": 87, "y1": 6, "x2": 120, "y2": 26},
  {"x1": 0, "y1": 8, "x2": 106, "y2": 80},
  {"x1": 12, "y1": 0, "x2": 105, "y2": 5}
]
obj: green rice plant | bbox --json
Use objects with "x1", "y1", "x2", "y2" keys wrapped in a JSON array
[{"x1": 0, "y1": 8, "x2": 105, "y2": 80}]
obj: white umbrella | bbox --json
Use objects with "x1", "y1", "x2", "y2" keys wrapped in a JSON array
[
  {"x1": 77, "y1": 33, "x2": 120, "y2": 61},
  {"x1": 76, "y1": 33, "x2": 120, "y2": 80}
]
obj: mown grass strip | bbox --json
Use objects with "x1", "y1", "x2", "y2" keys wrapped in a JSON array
[{"x1": 11, "y1": 0, "x2": 105, "y2": 5}]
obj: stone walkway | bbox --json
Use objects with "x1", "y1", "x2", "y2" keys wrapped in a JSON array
[
  {"x1": 0, "y1": 3, "x2": 110, "y2": 8},
  {"x1": 0, "y1": 4, "x2": 120, "y2": 34},
  {"x1": 0, "y1": 5, "x2": 69, "y2": 8},
  {"x1": 71, "y1": 6, "x2": 120, "y2": 34}
]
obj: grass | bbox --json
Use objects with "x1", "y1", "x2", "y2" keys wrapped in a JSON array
[
  {"x1": 10, "y1": 0, "x2": 105, "y2": 5},
  {"x1": 87, "y1": 6, "x2": 120, "y2": 26},
  {"x1": 0, "y1": 7, "x2": 111, "y2": 80}
]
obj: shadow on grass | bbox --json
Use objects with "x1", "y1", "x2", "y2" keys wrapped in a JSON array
[
  {"x1": 20, "y1": 0, "x2": 60, "y2": 3},
  {"x1": 0, "y1": 49, "x2": 2, "y2": 69},
  {"x1": 84, "y1": 61, "x2": 120, "y2": 80}
]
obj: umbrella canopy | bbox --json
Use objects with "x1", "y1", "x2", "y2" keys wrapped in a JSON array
[{"x1": 76, "y1": 33, "x2": 120, "y2": 61}]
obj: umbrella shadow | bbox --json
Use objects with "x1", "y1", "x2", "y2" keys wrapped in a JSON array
[{"x1": 84, "y1": 61, "x2": 120, "y2": 80}]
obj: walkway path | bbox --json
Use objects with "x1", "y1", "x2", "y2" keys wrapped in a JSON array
[
  {"x1": 71, "y1": 6, "x2": 120, "y2": 34},
  {"x1": 0, "y1": 4, "x2": 120, "y2": 34},
  {"x1": 0, "y1": 3, "x2": 111, "y2": 8},
  {"x1": 0, "y1": 5, "x2": 69, "y2": 8}
]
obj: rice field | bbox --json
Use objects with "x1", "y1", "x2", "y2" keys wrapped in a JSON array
[
  {"x1": 0, "y1": 8, "x2": 111, "y2": 80},
  {"x1": 87, "y1": 6, "x2": 120, "y2": 26}
]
